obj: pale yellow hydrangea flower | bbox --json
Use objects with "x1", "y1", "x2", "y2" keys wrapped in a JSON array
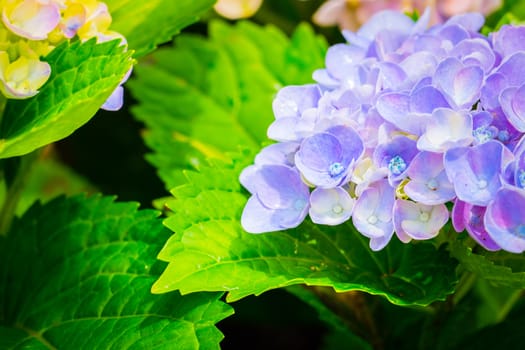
[
  {"x1": 0, "y1": 0, "x2": 126, "y2": 102},
  {"x1": 214, "y1": 0, "x2": 263, "y2": 20}
]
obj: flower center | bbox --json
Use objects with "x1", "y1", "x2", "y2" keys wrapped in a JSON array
[
  {"x1": 332, "y1": 205, "x2": 343, "y2": 214},
  {"x1": 472, "y1": 126, "x2": 495, "y2": 144},
  {"x1": 367, "y1": 215, "x2": 378, "y2": 224},
  {"x1": 329, "y1": 162, "x2": 345, "y2": 177},
  {"x1": 426, "y1": 178, "x2": 438, "y2": 191},
  {"x1": 419, "y1": 212, "x2": 430, "y2": 222},
  {"x1": 388, "y1": 155, "x2": 407, "y2": 175}
]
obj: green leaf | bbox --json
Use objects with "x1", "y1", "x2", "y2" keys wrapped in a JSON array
[
  {"x1": 107, "y1": 0, "x2": 216, "y2": 57},
  {"x1": 0, "y1": 39, "x2": 133, "y2": 159},
  {"x1": 152, "y1": 156, "x2": 458, "y2": 306},
  {"x1": 0, "y1": 195, "x2": 233, "y2": 349},
  {"x1": 129, "y1": 20, "x2": 327, "y2": 189},
  {"x1": 449, "y1": 237, "x2": 525, "y2": 288}
]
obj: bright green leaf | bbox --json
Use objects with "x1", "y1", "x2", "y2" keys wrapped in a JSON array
[
  {"x1": 449, "y1": 237, "x2": 525, "y2": 288},
  {"x1": 107, "y1": 0, "x2": 216, "y2": 57},
  {"x1": 0, "y1": 195, "x2": 233, "y2": 349},
  {"x1": 0, "y1": 39, "x2": 133, "y2": 159},
  {"x1": 152, "y1": 156, "x2": 458, "y2": 306},
  {"x1": 129, "y1": 20, "x2": 327, "y2": 189}
]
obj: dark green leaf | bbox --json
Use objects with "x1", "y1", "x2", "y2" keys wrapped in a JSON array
[{"x1": 0, "y1": 195, "x2": 232, "y2": 349}]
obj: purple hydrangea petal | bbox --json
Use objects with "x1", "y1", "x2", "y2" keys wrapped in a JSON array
[
  {"x1": 352, "y1": 179, "x2": 395, "y2": 246},
  {"x1": 240, "y1": 165, "x2": 310, "y2": 233},
  {"x1": 492, "y1": 25, "x2": 525, "y2": 57},
  {"x1": 393, "y1": 200, "x2": 449, "y2": 241},
  {"x1": 481, "y1": 73, "x2": 506, "y2": 111},
  {"x1": 444, "y1": 13, "x2": 485, "y2": 33},
  {"x1": 373, "y1": 136, "x2": 418, "y2": 185},
  {"x1": 495, "y1": 52, "x2": 525, "y2": 87},
  {"x1": 444, "y1": 141, "x2": 514, "y2": 206},
  {"x1": 417, "y1": 108, "x2": 474, "y2": 152},
  {"x1": 325, "y1": 44, "x2": 366, "y2": 80},
  {"x1": 451, "y1": 38, "x2": 495, "y2": 73},
  {"x1": 485, "y1": 187, "x2": 525, "y2": 253},
  {"x1": 241, "y1": 195, "x2": 308, "y2": 234},
  {"x1": 295, "y1": 125, "x2": 363, "y2": 188},
  {"x1": 452, "y1": 200, "x2": 501, "y2": 251},
  {"x1": 405, "y1": 151, "x2": 456, "y2": 205},
  {"x1": 500, "y1": 84, "x2": 525, "y2": 132},
  {"x1": 272, "y1": 85, "x2": 321, "y2": 119},
  {"x1": 357, "y1": 10, "x2": 415, "y2": 42},
  {"x1": 253, "y1": 142, "x2": 300, "y2": 167},
  {"x1": 309, "y1": 187, "x2": 354, "y2": 225}
]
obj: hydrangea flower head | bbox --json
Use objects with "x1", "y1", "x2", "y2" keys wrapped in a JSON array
[
  {"x1": 240, "y1": 9, "x2": 525, "y2": 254},
  {"x1": 0, "y1": 0, "x2": 128, "y2": 107}
]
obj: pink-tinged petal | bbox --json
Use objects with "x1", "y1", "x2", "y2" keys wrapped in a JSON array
[
  {"x1": 309, "y1": 187, "x2": 354, "y2": 225},
  {"x1": 214, "y1": 0, "x2": 263, "y2": 20},
  {"x1": 2, "y1": 0, "x2": 60, "y2": 40},
  {"x1": 393, "y1": 200, "x2": 449, "y2": 241},
  {"x1": 485, "y1": 187, "x2": 525, "y2": 253},
  {"x1": 0, "y1": 55, "x2": 51, "y2": 99},
  {"x1": 452, "y1": 66, "x2": 483, "y2": 108},
  {"x1": 352, "y1": 179, "x2": 395, "y2": 240}
]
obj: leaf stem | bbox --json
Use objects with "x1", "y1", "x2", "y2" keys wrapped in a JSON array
[
  {"x1": 309, "y1": 286, "x2": 384, "y2": 350},
  {"x1": 0, "y1": 149, "x2": 41, "y2": 235}
]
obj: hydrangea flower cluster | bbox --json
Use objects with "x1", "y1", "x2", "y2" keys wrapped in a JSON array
[
  {"x1": 0, "y1": 0, "x2": 127, "y2": 109},
  {"x1": 240, "y1": 9, "x2": 525, "y2": 253}
]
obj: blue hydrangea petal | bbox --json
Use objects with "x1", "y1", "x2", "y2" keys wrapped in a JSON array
[
  {"x1": 241, "y1": 195, "x2": 308, "y2": 234},
  {"x1": 492, "y1": 25, "x2": 525, "y2": 57},
  {"x1": 272, "y1": 85, "x2": 320, "y2": 119},
  {"x1": 325, "y1": 43, "x2": 366, "y2": 80},
  {"x1": 405, "y1": 152, "x2": 456, "y2": 205},
  {"x1": 444, "y1": 13, "x2": 485, "y2": 32},
  {"x1": 309, "y1": 187, "x2": 354, "y2": 225},
  {"x1": 451, "y1": 38, "x2": 495, "y2": 73},
  {"x1": 495, "y1": 52, "x2": 525, "y2": 87},
  {"x1": 253, "y1": 142, "x2": 300, "y2": 167},
  {"x1": 393, "y1": 200, "x2": 449, "y2": 241},
  {"x1": 444, "y1": 141, "x2": 513, "y2": 206},
  {"x1": 352, "y1": 179, "x2": 395, "y2": 240},
  {"x1": 485, "y1": 187, "x2": 525, "y2": 253},
  {"x1": 417, "y1": 108, "x2": 474, "y2": 152},
  {"x1": 500, "y1": 84, "x2": 525, "y2": 132}
]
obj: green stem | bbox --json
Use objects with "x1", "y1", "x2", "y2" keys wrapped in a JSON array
[
  {"x1": 452, "y1": 270, "x2": 477, "y2": 306},
  {"x1": 0, "y1": 150, "x2": 41, "y2": 236}
]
